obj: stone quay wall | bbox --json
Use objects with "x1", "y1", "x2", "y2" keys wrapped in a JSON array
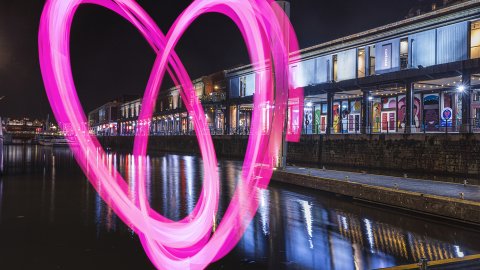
[{"x1": 98, "y1": 133, "x2": 480, "y2": 180}]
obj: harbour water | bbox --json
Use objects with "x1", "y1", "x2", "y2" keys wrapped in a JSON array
[{"x1": 0, "y1": 145, "x2": 479, "y2": 269}]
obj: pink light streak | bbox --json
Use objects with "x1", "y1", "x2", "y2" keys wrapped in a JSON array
[{"x1": 38, "y1": 0, "x2": 303, "y2": 269}]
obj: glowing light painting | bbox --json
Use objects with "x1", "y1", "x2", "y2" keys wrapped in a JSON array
[{"x1": 38, "y1": 0, "x2": 303, "y2": 269}]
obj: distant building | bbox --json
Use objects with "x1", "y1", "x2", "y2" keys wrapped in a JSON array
[
  {"x1": 88, "y1": 101, "x2": 121, "y2": 136},
  {"x1": 4, "y1": 118, "x2": 44, "y2": 134}
]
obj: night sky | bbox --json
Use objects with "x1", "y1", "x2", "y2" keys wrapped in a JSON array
[{"x1": 0, "y1": 0, "x2": 419, "y2": 118}]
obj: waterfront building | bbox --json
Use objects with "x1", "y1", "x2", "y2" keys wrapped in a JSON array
[
  {"x1": 5, "y1": 118, "x2": 44, "y2": 134},
  {"x1": 227, "y1": 0, "x2": 480, "y2": 135},
  {"x1": 117, "y1": 98, "x2": 141, "y2": 136},
  {"x1": 101, "y1": 71, "x2": 226, "y2": 136},
  {"x1": 88, "y1": 101, "x2": 121, "y2": 136},
  {"x1": 88, "y1": 0, "x2": 480, "y2": 137}
]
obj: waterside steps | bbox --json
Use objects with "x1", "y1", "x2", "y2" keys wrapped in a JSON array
[{"x1": 378, "y1": 254, "x2": 480, "y2": 269}]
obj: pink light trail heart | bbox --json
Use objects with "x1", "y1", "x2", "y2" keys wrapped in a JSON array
[{"x1": 38, "y1": 0, "x2": 303, "y2": 269}]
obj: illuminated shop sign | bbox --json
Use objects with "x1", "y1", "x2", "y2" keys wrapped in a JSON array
[{"x1": 382, "y1": 44, "x2": 392, "y2": 69}]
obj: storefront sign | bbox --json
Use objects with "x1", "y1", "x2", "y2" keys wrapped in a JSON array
[
  {"x1": 441, "y1": 107, "x2": 453, "y2": 127},
  {"x1": 382, "y1": 44, "x2": 392, "y2": 69}
]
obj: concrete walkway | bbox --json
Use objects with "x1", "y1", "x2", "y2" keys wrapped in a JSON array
[
  {"x1": 272, "y1": 167, "x2": 480, "y2": 224},
  {"x1": 380, "y1": 254, "x2": 480, "y2": 269},
  {"x1": 284, "y1": 166, "x2": 480, "y2": 202}
]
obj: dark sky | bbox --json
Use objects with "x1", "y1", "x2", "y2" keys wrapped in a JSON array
[{"x1": 0, "y1": 0, "x2": 419, "y2": 118}]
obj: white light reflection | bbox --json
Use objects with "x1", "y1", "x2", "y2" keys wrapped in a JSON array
[
  {"x1": 161, "y1": 156, "x2": 168, "y2": 215},
  {"x1": 146, "y1": 156, "x2": 152, "y2": 203},
  {"x1": 454, "y1": 245, "x2": 465, "y2": 258},
  {"x1": 298, "y1": 199, "x2": 314, "y2": 249},
  {"x1": 341, "y1": 215, "x2": 349, "y2": 231},
  {"x1": 364, "y1": 218, "x2": 375, "y2": 253},
  {"x1": 49, "y1": 153, "x2": 56, "y2": 223},
  {"x1": 128, "y1": 154, "x2": 136, "y2": 202},
  {"x1": 258, "y1": 189, "x2": 270, "y2": 236},
  {"x1": 184, "y1": 156, "x2": 195, "y2": 214}
]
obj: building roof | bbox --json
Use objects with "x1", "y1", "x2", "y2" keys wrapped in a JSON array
[{"x1": 226, "y1": 0, "x2": 480, "y2": 76}]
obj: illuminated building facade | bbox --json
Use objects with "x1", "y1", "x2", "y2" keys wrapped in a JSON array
[{"x1": 89, "y1": 1, "x2": 480, "y2": 136}]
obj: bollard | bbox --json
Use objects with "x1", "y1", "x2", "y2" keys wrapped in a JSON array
[
  {"x1": 418, "y1": 258, "x2": 428, "y2": 270},
  {"x1": 460, "y1": 192, "x2": 465, "y2": 200}
]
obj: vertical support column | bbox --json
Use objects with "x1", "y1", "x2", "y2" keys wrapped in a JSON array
[
  {"x1": 405, "y1": 81, "x2": 414, "y2": 134},
  {"x1": 275, "y1": 0, "x2": 290, "y2": 169},
  {"x1": 213, "y1": 106, "x2": 218, "y2": 135},
  {"x1": 361, "y1": 90, "x2": 370, "y2": 134},
  {"x1": 326, "y1": 92, "x2": 334, "y2": 135},
  {"x1": 461, "y1": 70, "x2": 472, "y2": 133},
  {"x1": 225, "y1": 105, "x2": 230, "y2": 135},
  {"x1": 236, "y1": 105, "x2": 240, "y2": 133},
  {"x1": 186, "y1": 113, "x2": 190, "y2": 135}
]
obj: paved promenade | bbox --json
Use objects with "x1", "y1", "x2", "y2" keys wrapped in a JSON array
[
  {"x1": 272, "y1": 166, "x2": 480, "y2": 224},
  {"x1": 284, "y1": 166, "x2": 480, "y2": 202},
  {"x1": 380, "y1": 254, "x2": 480, "y2": 269}
]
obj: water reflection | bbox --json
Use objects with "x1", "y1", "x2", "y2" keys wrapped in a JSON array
[{"x1": 0, "y1": 145, "x2": 479, "y2": 269}]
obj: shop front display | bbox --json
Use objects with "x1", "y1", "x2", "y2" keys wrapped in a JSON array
[
  {"x1": 348, "y1": 100, "x2": 361, "y2": 133},
  {"x1": 333, "y1": 102, "x2": 341, "y2": 133},
  {"x1": 304, "y1": 107, "x2": 313, "y2": 134},
  {"x1": 381, "y1": 97, "x2": 397, "y2": 133},
  {"x1": 423, "y1": 94, "x2": 440, "y2": 132},
  {"x1": 372, "y1": 99, "x2": 382, "y2": 133}
]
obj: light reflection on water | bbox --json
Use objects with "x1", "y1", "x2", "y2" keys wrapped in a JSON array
[{"x1": 0, "y1": 145, "x2": 479, "y2": 269}]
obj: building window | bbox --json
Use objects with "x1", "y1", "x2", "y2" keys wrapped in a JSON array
[
  {"x1": 240, "y1": 76, "x2": 247, "y2": 97},
  {"x1": 168, "y1": 96, "x2": 173, "y2": 110},
  {"x1": 357, "y1": 48, "x2": 366, "y2": 78},
  {"x1": 368, "y1": 45, "x2": 376, "y2": 75},
  {"x1": 471, "y1": 21, "x2": 480, "y2": 59},
  {"x1": 333, "y1": 55, "x2": 338, "y2": 81},
  {"x1": 400, "y1": 38, "x2": 409, "y2": 69}
]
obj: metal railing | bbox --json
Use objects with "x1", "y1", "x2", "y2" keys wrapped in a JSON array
[{"x1": 106, "y1": 118, "x2": 480, "y2": 137}]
